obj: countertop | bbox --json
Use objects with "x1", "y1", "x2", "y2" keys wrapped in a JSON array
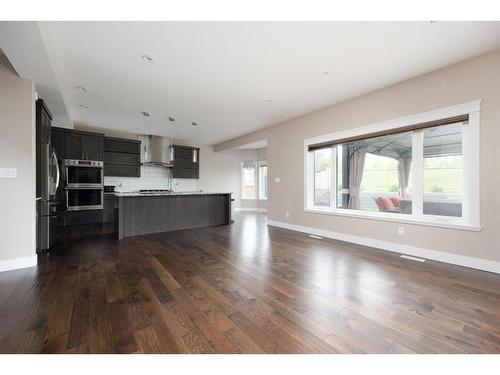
[{"x1": 111, "y1": 191, "x2": 232, "y2": 197}]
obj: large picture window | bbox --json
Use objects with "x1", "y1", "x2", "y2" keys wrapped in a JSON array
[{"x1": 305, "y1": 102, "x2": 480, "y2": 230}]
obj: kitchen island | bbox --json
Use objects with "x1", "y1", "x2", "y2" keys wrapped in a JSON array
[{"x1": 115, "y1": 192, "x2": 233, "y2": 239}]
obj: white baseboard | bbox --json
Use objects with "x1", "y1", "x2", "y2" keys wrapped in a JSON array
[
  {"x1": 0, "y1": 255, "x2": 38, "y2": 273},
  {"x1": 267, "y1": 220, "x2": 500, "y2": 274},
  {"x1": 235, "y1": 208, "x2": 267, "y2": 213}
]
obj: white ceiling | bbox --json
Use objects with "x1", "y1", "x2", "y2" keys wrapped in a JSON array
[{"x1": 3, "y1": 22, "x2": 500, "y2": 145}]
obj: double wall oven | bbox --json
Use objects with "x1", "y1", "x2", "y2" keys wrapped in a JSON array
[{"x1": 64, "y1": 159, "x2": 104, "y2": 211}]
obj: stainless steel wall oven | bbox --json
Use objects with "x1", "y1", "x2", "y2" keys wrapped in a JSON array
[
  {"x1": 64, "y1": 159, "x2": 103, "y2": 188},
  {"x1": 66, "y1": 188, "x2": 103, "y2": 211},
  {"x1": 64, "y1": 159, "x2": 103, "y2": 211}
]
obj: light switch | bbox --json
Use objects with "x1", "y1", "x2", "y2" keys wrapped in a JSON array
[
  {"x1": 0, "y1": 168, "x2": 17, "y2": 178},
  {"x1": 274, "y1": 177, "x2": 281, "y2": 183}
]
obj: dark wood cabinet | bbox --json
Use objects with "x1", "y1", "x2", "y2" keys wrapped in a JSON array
[
  {"x1": 103, "y1": 137, "x2": 141, "y2": 177},
  {"x1": 104, "y1": 151, "x2": 140, "y2": 165},
  {"x1": 104, "y1": 164, "x2": 140, "y2": 177},
  {"x1": 65, "y1": 131, "x2": 104, "y2": 161},
  {"x1": 82, "y1": 134, "x2": 104, "y2": 161},
  {"x1": 104, "y1": 138, "x2": 141, "y2": 154},
  {"x1": 65, "y1": 132, "x2": 82, "y2": 159},
  {"x1": 103, "y1": 193, "x2": 117, "y2": 223},
  {"x1": 172, "y1": 167, "x2": 199, "y2": 179},
  {"x1": 172, "y1": 145, "x2": 200, "y2": 179},
  {"x1": 65, "y1": 210, "x2": 103, "y2": 226}
]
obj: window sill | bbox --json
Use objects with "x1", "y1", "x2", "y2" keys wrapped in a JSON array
[{"x1": 303, "y1": 208, "x2": 481, "y2": 232}]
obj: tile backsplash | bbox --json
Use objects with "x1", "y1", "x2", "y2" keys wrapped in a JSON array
[{"x1": 104, "y1": 165, "x2": 199, "y2": 192}]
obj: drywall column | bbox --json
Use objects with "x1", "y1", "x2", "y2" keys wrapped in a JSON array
[{"x1": 0, "y1": 55, "x2": 37, "y2": 272}]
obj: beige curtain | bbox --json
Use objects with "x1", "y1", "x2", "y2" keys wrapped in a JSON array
[
  {"x1": 397, "y1": 157, "x2": 412, "y2": 199},
  {"x1": 348, "y1": 148, "x2": 367, "y2": 209}
]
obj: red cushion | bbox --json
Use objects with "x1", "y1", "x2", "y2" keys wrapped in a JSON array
[
  {"x1": 390, "y1": 196, "x2": 403, "y2": 208},
  {"x1": 376, "y1": 196, "x2": 396, "y2": 211}
]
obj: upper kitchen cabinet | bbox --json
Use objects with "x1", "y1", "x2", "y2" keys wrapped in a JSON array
[
  {"x1": 104, "y1": 137, "x2": 141, "y2": 177},
  {"x1": 171, "y1": 145, "x2": 200, "y2": 179},
  {"x1": 82, "y1": 133, "x2": 104, "y2": 160},
  {"x1": 65, "y1": 130, "x2": 104, "y2": 161}
]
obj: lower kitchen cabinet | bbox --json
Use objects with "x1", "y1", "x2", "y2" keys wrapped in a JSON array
[
  {"x1": 103, "y1": 193, "x2": 117, "y2": 223},
  {"x1": 64, "y1": 210, "x2": 103, "y2": 226}
]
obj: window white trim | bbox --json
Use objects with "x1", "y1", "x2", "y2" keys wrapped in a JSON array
[
  {"x1": 411, "y1": 130, "x2": 424, "y2": 218},
  {"x1": 304, "y1": 100, "x2": 481, "y2": 146},
  {"x1": 258, "y1": 162, "x2": 268, "y2": 200},
  {"x1": 304, "y1": 100, "x2": 481, "y2": 231}
]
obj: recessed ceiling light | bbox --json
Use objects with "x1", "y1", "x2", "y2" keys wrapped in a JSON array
[
  {"x1": 191, "y1": 121, "x2": 198, "y2": 126},
  {"x1": 79, "y1": 104, "x2": 88, "y2": 109},
  {"x1": 168, "y1": 117, "x2": 175, "y2": 122},
  {"x1": 142, "y1": 55, "x2": 154, "y2": 63},
  {"x1": 77, "y1": 86, "x2": 88, "y2": 93},
  {"x1": 141, "y1": 111, "x2": 150, "y2": 117}
]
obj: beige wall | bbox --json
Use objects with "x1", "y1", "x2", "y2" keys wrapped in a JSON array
[
  {"x1": 215, "y1": 49, "x2": 500, "y2": 264},
  {"x1": 0, "y1": 55, "x2": 36, "y2": 263}
]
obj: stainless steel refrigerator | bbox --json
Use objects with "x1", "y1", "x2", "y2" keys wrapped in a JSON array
[{"x1": 37, "y1": 99, "x2": 60, "y2": 251}]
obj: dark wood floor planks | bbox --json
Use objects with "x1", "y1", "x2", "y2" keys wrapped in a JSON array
[{"x1": 1, "y1": 212, "x2": 500, "y2": 353}]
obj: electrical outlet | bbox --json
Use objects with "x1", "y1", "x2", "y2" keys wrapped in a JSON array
[
  {"x1": 274, "y1": 177, "x2": 281, "y2": 183},
  {"x1": 285, "y1": 211, "x2": 290, "y2": 218},
  {"x1": 398, "y1": 226, "x2": 405, "y2": 235}
]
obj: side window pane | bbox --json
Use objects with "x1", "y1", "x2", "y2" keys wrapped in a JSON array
[
  {"x1": 337, "y1": 132, "x2": 413, "y2": 214},
  {"x1": 259, "y1": 164, "x2": 268, "y2": 199},
  {"x1": 242, "y1": 165, "x2": 256, "y2": 199},
  {"x1": 314, "y1": 148, "x2": 331, "y2": 207},
  {"x1": 423, "y1": 124, "x2": 463, "y2": 217}
]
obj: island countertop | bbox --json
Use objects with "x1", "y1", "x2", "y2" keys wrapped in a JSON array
[{"x1": 113, "y1": 191, "x2": 233, "y2": 197}]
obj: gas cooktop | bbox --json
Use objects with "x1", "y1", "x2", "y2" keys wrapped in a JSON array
[{"x1": 138, "y1": 189, "x2": 172, "y2": 195}]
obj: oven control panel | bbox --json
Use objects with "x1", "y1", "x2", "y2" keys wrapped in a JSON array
[{"x1": 64, "y1": 159, "x2": 103, "y2": 167}]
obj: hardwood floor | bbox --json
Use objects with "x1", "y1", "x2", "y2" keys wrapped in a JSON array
[{"x1": 1, "y1": 213, "x2": 500, "y2": 353}]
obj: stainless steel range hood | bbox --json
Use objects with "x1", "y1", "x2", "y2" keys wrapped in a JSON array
[{"x1": 139, "y1": 135, "x2": 173, "y2": 167}]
